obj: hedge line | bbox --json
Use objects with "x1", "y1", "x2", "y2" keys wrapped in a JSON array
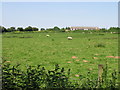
[{"x1": 1, "y1": 63, "x2": 119, "y2": 89}]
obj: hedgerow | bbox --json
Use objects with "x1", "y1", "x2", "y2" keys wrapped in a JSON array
[{"x1": 2, "y1": 63, "x2": 119, "y2": 89}]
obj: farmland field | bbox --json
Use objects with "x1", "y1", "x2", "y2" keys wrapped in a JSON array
[{"x1": 2, "y1": 32, "x2": 118, "y2": 80}]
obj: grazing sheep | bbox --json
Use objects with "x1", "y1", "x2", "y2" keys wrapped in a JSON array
[
  {"x1": 46, "y1": 34, "x2": 50, "y2": 37},
  {"x1": 67, "y1": 36, "x2": 72, "y2": 40}
]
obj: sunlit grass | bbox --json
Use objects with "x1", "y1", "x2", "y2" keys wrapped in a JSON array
[{"x1": 2, "y1": 32, "x2": 118, "y2": 79}]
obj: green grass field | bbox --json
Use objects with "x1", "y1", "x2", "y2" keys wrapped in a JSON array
[{"x1": 2, "y1": 32, "x2": 118, "y2": 80}]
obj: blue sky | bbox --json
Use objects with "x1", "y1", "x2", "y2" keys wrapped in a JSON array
[{"x1": 2, "y1": 2, "x2": 118, "y2": 29}]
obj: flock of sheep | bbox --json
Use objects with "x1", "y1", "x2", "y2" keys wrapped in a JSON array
[
  {"x1": 46, "y1": 34, "x2": 73, "y2": 40},
  {"x1": 46, "y1": 31, "x2": 116, "y2": 40},
  {"x1": 46, "y1": 32, "x2": 115, "y2": 40}
]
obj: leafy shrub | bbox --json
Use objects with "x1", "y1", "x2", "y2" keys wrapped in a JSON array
[
  {"x1": 76, "y1": 63, "x2": 118, "y2": 89},
  {"x1": 2, "y1": 63, "x2": 119, "y2": 89},
  {"x1": 45, "y1": 64, "x2": 72, "y2": 88},
  {"x1": 2, "y1": 63, "x2": 71, "y2": 89}
]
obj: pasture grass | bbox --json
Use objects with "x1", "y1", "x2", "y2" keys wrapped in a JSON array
[{"x1": 2, "y1": 32, "x2": 118, "y2": 80}]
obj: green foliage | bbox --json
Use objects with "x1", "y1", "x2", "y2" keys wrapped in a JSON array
[
  {"x1": 53, "y1": 26, "x2": 60, "y2": 31},
  {"x1": 60, "y1": 28, "x2": 66, "y2": 32},
  {"x1": 65, "y1": 27, "x2": 70, "y2": 30},
  {"x1": 17, "y1": 27, "x2": 24, "y2": 31},
  {"x1": 76, "y1": 63, "x2": 118, "y2": 89},
  {"x1": 2, "y1": 63, "x2": 118, "y2": 89},
  {"x1": 0, "y1": 26, "x2": 7, "y2": 33},
  {"x1": 6, "y1": 27, "x2": 16, "y2": 32},
  {"x1": 45, "y1": 64, "x2": 71, "y2": 88},
  {"x1": 41, "y1": 28, "x2": 45, "y2": 31},
  {"x1": 78, "y1": 71, "x2": 98, "y2": 89},
  {"x1": 1, "y1": 26, "x2": 120, "y2": 33},
  {"x1": 2, "y1": 63, "x2": 71, "y2": 89},
  {"x1": 24, "y1": 26, "x2": 33, "y2": 31},
  {"x1": 108, "y1": 27, "x2": 120, "y2": 33},
  {"x1": 32, "y1": 27, "x2": 39, "y2": 31}
]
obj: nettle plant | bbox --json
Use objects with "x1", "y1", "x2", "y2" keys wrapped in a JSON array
[
  {"x1": 45, "y1": 64, "x2": 72, "y2": 88},
  {"x1": 2, "y1": 63, "x2": 119, "y2": 89},
  {"x1": 2, "y1": 63, "x2": 72, "y2": 89},
  {"x1": 77, "y1": 63, "x2": 118, "y2": 89}
]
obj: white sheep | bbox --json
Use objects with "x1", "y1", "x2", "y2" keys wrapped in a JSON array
[
  {"x1": 46, "y1": 34, "x2": 50, "y2": 37},
  {"x1": 67, "y1": 36, "x2": 72, "y2": 40}
]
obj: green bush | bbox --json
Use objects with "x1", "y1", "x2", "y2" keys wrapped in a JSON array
[
  {"x1": 2, "y1": 63, "x2": 72, "y2": 89},
  {"x1": 2, "y1": 63, "x2": 119, "y2": 89}
]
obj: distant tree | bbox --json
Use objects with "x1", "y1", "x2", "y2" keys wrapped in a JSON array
[
  {"x1": 53, "y1": 26, "x2": 60, "y2": 31},
  {"x1": 109, "y1": 27, "x2": 120, "y2": 30},
  {"x1": 2, "y1": 27, "x2": 7, "y2": 32},
  {"x1": 41, "y1": 28, "x2": 45, "y2": 31},
  {"x1": 65, "y1": 27, "x2": 70, "y2": 30},
  {"x1": 0, "y1": 26, "x2": 7, "y2": 33},
  {"x1": 7, "y1": 27, "x2": 16, "y2": 32},
  {"x1": 11, "y1": 27, "x2": 16, "y2": 31},
  {"x1": 24, "y1": 26, "x2": 32, "y2": 31},
  {"x1": 6, "y1": 28, "x2": 11, "y2": 32},
  {"x1": 60, "y1": 28, "x2": 65, "y2": 32},
  {"x1": 17, "y1": 27, "x2": 24, "y2": 31},
  {"x1": 32, "y1": 27, "x2": 39, "y2": 31},
  {"x1": 109, "y1": 27, "x2": 120, "y2": 33},
  {"x1": 100, "y1": 28, "x2": 107, "y2": 32},
  {"x1": 100, "y1": 28, "x2": 106, "y2": 30},
  {"x1": 0, "y1": 26, "x2": 2, "y2": 33},
  {"x1": 46, "y1": 28, "x2": 53, "y2": 31}
]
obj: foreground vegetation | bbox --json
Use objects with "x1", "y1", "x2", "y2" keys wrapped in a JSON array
[{"x1": 2, "y1": 63, "x2": 119, "y2": 89}]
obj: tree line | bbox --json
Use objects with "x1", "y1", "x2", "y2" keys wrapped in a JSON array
[
  {"x1": 0, "y1": 26, "x2": 120, "y2": 33},
  {"x1": 0, "y1": 26, "x2": 39, "y2": 32},
  {"x1": 0, "y1": 26, "x2": 69, "y2": 33}
]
